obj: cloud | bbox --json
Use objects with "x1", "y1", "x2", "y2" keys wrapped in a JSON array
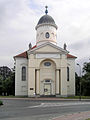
[
  {"x1": 0, "y1": 0, "x2": 90, "y2": 68},
  {"x1": 69, "y1": 38, "x2": 90, "y2": 50}
]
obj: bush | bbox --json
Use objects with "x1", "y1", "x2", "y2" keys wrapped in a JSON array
[{"x1": 0, "y1": 100, "x2": 3, "y2": 105}]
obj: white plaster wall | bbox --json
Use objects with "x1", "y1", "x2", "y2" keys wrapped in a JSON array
[
  {"x1": 60, "y1": 54, "x2": 67, "y2": 96},
  {"x1": 36, "y1": 53, "x2": 60, "y2": 58},
  {"x1": 67, "y1": 58, "x2": 75, "y2": 96},
  {"x1": 28, "y1": 52, "x2": 68, "y2": 96},
  {"x1": 27, "y1": 43, "x2": 75, "y2": 97},
  {"x1": 28, "y1": 54, "x2": 36, "y2": 97},
  {"x1": 15, "y1": 58, "x2": 28, "y2": 96},
  {"x1": 36, "y1": 25, "x2": 57, "y2": 46}
]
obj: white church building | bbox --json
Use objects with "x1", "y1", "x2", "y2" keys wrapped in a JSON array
[{"x1": 14, "y1": 7, "x2": 76, "y2": 97}]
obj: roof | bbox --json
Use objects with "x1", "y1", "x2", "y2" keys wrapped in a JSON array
[
  {"x1": 14, "y1": 45, "x2": 76, "y2": 59},
  {"x1": 36, "y1": 15, "x2": 57, "y2": 30},
  {"x1": 14, "y1": 51, "x2": 28, "y2": 58},
  {"x1": 14, "y1": 45, "x2": 37, "y2": 58},
  {"x1": 37, "y1": 15, "x2": 55, "y2": 25},
  {"x1": 67, "y1": 54, "x2": 77, "y2": 58}
]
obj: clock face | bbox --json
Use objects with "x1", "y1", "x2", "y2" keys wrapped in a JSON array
[{"x1": 45, "y1": 32, "x2": 50, "y2": 38}]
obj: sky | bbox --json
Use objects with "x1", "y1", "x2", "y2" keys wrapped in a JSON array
[{"x1": 0, "y1": 0, "x2": 90, "y2": 71}]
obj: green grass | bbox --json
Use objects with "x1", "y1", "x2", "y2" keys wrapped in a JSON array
[
  {"x1": 0, "y1": 95, "x2": 28, "y2": 98},
  {"x1": 62, "y1": 96, "x2": 90, "y2": 99},
  {"x1": 0, "y1": 100, "x2": 3, "y2": 105},
  {"x1": 86, "y1": 119, "x2": 90, "y2": 120}
]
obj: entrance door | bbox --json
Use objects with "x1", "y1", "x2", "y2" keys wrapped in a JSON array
[{"x1": 44, "y1": 84, "x2": 51, "y2": 95}]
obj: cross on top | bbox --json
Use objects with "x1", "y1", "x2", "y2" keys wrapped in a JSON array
[{"x1": 45, "y1": 6, "x2": 48, "y2": 14}]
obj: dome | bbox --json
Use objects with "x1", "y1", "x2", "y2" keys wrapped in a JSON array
[
  {"x1": 37, "y1": 15, "x2": 55, "y2": 25},
  {"x1": 36, "y1": 14, "x2": 57, "y2": 30}
]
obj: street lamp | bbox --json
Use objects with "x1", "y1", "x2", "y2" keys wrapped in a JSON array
[{"x1": 77, "y1": 63, "x2": 82, "y2": 101}]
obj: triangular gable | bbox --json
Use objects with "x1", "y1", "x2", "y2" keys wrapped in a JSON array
[
  {"x1": 14, "y1": 44, "x2": 77, "y2": 59},
  {"x1": 29, "y1": 42, "x2": 69, "y2": 54}
]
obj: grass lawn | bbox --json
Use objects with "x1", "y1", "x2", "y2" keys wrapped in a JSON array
[
  {"x1": 62, "y1": 96, "x2": 90, "y2": 99},
  {"x1": 0, "y1": 100, "x2": 3, "y2": 105},
  {"x1": 0, "y1": 96, "x2": 28, "y2": 98},
  {"x1": 86, "y1": 119, "x2": 90, "y2": 120}
]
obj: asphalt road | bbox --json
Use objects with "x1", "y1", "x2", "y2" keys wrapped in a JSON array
[{"x1": 0, "y1": 99, "x2": 90, "y2": 120}]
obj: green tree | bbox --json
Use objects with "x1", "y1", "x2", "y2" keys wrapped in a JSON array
[
  {"x1": 81, "y1": 62, "x2": 90, "y2": 96},
  {"x1": 0, "y1": 69, "x2": 15, "y2": 96},
  {"x1": 83, "y1": 62, "x2": 90, "y2": 73},
  {"x1": 75, "y1": 73, "x2": 81, "y2": 95},
  {"x1": 0, "y1": 75, "x2": 3, "y2": 95}
]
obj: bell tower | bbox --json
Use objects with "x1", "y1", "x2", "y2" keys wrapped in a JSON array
[{"x1": 35, "y1": 6, "x2": 58, "y2": 46}]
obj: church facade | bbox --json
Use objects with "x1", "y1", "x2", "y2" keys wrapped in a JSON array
[{"x1": 14, "y1": 8, "x2": 76, "y2": 97}]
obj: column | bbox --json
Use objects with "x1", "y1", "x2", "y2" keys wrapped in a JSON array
[
  {"x1": 61, "y1": 67, "x2": 67, "y2": 96},
  {"x1": 56, "y1": 70, "x2": 59, "y2": 95},
  {"x1": 28, "y1": 68, "x2": 35, "y2": 97},
  {"x1": 36, "y1": 69, "x2": 40, "y2": 95}
]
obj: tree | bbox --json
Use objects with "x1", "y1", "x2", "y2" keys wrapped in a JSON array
[
  {"x1": 0, "y1": 75, "x2": 3, "y2": 95},
  {"x1": 75, "y1": 73, "x2": 81, "y2": 95},
  {"x1": 81, "y1": 62, "x2": 90, "y2": 96},
  {"x1": 0, "y1": 67, "x2": 15, "y2": 96},
  {"x1": 83, "y1": 62, "x2": 90, "y2": 73}
]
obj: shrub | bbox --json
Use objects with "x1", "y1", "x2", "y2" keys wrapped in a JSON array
[{"x1": 0, "y1": 100, "x2": 3, "y2": 105}]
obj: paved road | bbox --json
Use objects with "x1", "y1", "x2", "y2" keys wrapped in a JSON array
[{"x1": 0, "y1": 99, "x2": 90, "y2": 120}]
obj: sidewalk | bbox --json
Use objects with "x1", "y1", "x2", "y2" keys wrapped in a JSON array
[
  {"x1": 52, "y1": 111, "x2": 90, "y2": 120},
  {"x1": 0, "y1": 97, "x2": 90, "y2": 101}
]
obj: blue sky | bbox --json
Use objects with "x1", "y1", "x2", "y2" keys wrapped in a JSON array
[{"x1": 0, "y1": 0, "x2": 90, "y2": 70}]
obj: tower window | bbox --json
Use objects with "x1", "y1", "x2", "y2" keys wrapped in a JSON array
[
  {"x1": 45, "y1": 32, "x2": 50, "y2": 38},
  {"x1": 22, "y1": 66, "x2": 26, "y2": 81}
]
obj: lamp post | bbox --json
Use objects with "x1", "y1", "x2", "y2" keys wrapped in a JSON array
[{"x1": 77, "y1": 63, "x2": 82, "y2": 101}]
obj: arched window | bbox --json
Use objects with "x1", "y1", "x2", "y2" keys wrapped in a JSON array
[
  {"x1": 22, "y1": 67, "x2": 26, "y2": 81},
  {"x1": 67, "y1": 67, "x2": 69, "y2": 81},
  {"x1": 44, "y1": 62, "x2": 51, "y2": 66},
  {"x1": 45, "y1": 32, "x2": 50, "y2": 38}
]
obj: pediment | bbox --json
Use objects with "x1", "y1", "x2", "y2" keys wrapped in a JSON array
[{"x1": 29, "y1": 42, "x2": 68, "y2": 54}]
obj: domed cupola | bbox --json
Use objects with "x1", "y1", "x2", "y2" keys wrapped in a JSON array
[
  {"x1": 35, "y1": 6, "x2": 58, "y2": 46},
  {"x1": 36, "y1": 15, "x2": 57, "y2": 29}
]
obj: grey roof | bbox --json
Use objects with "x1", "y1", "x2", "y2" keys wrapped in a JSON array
[
  {"x1": 36, "y1": 14, "x2": 57, "y2": 29},
  {"x1": 37, "y1": 15, "x2": 55, "y2": 25}
]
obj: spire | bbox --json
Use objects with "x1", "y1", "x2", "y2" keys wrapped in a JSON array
[{"x1": 45, "y1": 6, "x2": 48, "y2": 15}]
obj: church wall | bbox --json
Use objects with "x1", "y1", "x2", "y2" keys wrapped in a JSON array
[
  {"x1": 67, "y1": 58, "x2": 75, "y2": 96},
  {"x1": 28, "y1": 52, "x2": 68, "y2": 96},
  {"x1": 28, "y1": 68, "x2": 35, "y2": 97},
  {"x1": 28, "y1": 54, "x2": 36, "y2": 96},
  {"x1": 60, "y1": 54, "x2": 67, "y2": 96},
  {"x1": 15, "y1": 58, "x2": 28, "y2": 96}
]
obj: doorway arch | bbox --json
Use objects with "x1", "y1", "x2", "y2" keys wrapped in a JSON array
[{"x1": 39, "y1": 59, "x2": 56, "y2": 95}]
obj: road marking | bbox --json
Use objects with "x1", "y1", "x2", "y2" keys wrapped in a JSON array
[
  {"x1": 27, "y1": 103, "x2": 44, "y2": 108},
  {"x1": 27, "y1": 102, "x2": 90, "y2": 108}
]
